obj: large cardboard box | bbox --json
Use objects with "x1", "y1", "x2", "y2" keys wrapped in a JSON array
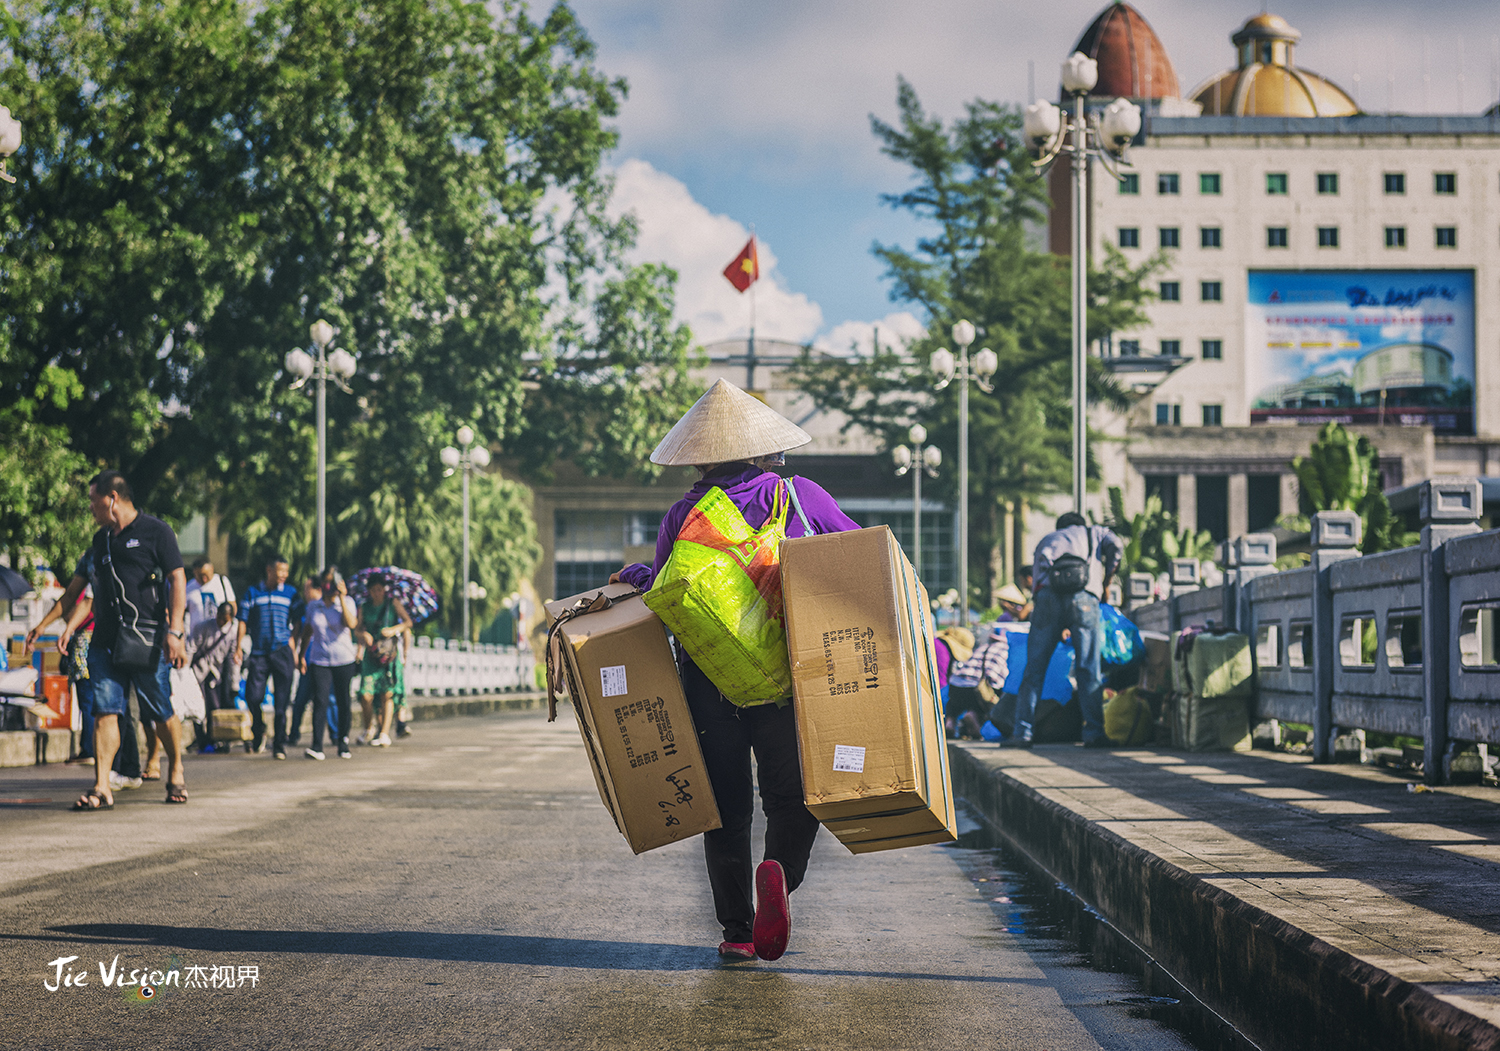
[
  {"x1": 211, "y1": 709, "x2": 252, "y2": 742},
  {"x1": 781, "y1": 526, "x2": 957, "y2": 855},
  {"x1": 545, "y1": 583, "x2": 720, "y2": 855}
]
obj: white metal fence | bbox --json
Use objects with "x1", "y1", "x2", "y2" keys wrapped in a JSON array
[{"x1": 404, "y1": 638, "x2": 536, "y2": 696}]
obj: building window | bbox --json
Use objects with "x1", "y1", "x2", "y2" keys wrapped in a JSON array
[
  {"x1": 1385, "y1": 172, "x2": 1406, "y2": 194},
  {"x1": 1155, "y1": 404, "x2": 1181, "y2": 426},
  {"x1": 1385, "y1": 226, "x2": 1406, "y2": 248},
  {"x1": 1119, "y1": 173, "x2": 1139, "y2": 195},
  {"x1": 1267, "y1": 226, "x2": 1288, "y2": 247},
  {"x1": 1202, "y1": 404, "x2": 1223, "y2": 427},
  {"x1": 1435, "y1": 172, "x2": 1456, "y2": 194},
  {"x1": 1158, "y1": 173, "x2": 1180, "y2": 195},
  {"x1": 1436, "y1": 226, "x2": 1458, "y2": 247},
  {"x1": 1200, "y1": 227, "x2": 1222, "y2": 248},
  {"x1": 1118, "y1": 227, "x2": 1140, "y2": 248},
  {"x1": 1201, "y1": 281, "x2": 1222, "y2": 302},
  {"x1": 1159, "y1": 281, "x2": 1180, "y2": 302},
  {"x1": 1199, "y1": 173, "x2": 1222, "y2": 195},
  {"x1": 1317, "y1": 226, "x2": 1340, "y2": 248},
  {"x1": 1201, "y1": 339, "x2": 1223, "y2": 360},
  {"x1": 1316, "y1": 172, "x2": 1339, "y2": 194},
  {"x1": 1266, "y1": 172, "x2": 1288, "y2": 195},
  {"x1": 1161, "y1": 339, "x2": 1181, "y2": 357},
  {"x1": 553, "y1": 510, "x2": 662, "y2": 599},
  {"x1": 1118, "y1": 339, "x2": 1141, "y2": 356},
  {"x1": 1159, "y1": 227, "x2": 1180, "y2": 248}
]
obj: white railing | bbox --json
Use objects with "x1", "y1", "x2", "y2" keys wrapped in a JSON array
[{"x1": 404, "y1": 638, "x2": 535, "y2": 696}]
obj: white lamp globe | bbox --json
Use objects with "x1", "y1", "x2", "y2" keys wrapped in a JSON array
[
  {"x1": 951, "y1": 320, "x2": 976, "y2": 348},
  {"x1": 456, "y1": 425, "x2": 475, "y2": 447},
  {"x1": 930, "y1": 347, "x2": 956, "y2": 382},
  {"x1": 440, "y1": 446, "x2": 461, "y2": 469},
  {"x1": 284, "y1": 348, "x2": 314, "y2": 378},
  {"x1": 0, "y1": 107, "x2": 21, "y2": 157},
  {"x1": 329, "y1": 348, "x2": 357, "y2": 378},
  {"x1": 973, "y1": 347, "x2": 999, "y2": 379},
  {"x1": 1022, "y1": 101, "x2": 1061, "y2": 147},
  {"x1": 1060, "y1": 52, "x2": 1099, "y2": 95},
  {"x1": 923, "y1": 445, "x2": 943, "y2": 469},
  {"x1": 908, "y1": 423, "x2": 927, "y2": 445},
  {"x1": 309, "y1": 319, "x2": 335, "y2": 350},
  {"x1": 469, "y1": 445, "x2": 491, "y2": 468},
  {"x1": 1100, "y1": 97, "x2": 1142, "y2": 152},
  {"x1": 891, "y1": 445, "x2": 913, "y2": 470}
]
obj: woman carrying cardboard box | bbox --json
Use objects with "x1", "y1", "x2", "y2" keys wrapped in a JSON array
[{"x1": 613, "y1": 379, "x2": 860, "y2": 962}]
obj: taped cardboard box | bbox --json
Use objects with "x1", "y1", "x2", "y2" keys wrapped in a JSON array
[
  {"x1": 781, "y1": 526, "x2": 957, "y2": 855},
  {"x1": 545, "y1": 583, "x2": 720, "y2": 855},
  {"x1": 211, "y1": 708, "x2": 252, "y2": 742}
]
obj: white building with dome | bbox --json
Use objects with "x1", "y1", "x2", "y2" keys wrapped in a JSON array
[{"x1": 1052, "y1": 4, "x2": 1500, "y2": 543}]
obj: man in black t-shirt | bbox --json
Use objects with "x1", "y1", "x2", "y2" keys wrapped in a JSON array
[{"x1": 63, "y1": 471, "x2": 191, "y2": 811}]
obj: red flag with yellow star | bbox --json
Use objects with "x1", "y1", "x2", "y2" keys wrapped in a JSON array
[{"x1": 722, "y1": 236, "x2": 759, "y2": 293}]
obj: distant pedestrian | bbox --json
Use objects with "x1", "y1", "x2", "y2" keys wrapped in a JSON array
[
  {"x1": 297, "y1": 568, "x2": 359, "y2": 760},
  {"x1": 68, "y1": 470, "x2": 190, "y2": 810},
  {"x1": 1003, "y1": 512, "x2": 1122, "y2": 749},
  {"x1": 357, "y1": 575, "x2": 412, "y2": 747},
  {"x1": 187, "y1": 600, "x2": 241, "y2": 752},
  {"x1": 287, "y1": 576, "x2": 322, "y2": 747},
  {"x1": 238, "y1": 555, "x2": 300, "y2": 757},
  {"x1": 185, "y1": 558, "x2": 236, "y2": 634}
]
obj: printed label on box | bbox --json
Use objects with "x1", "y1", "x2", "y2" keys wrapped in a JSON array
[
  {"x1": 600, "y1": 665, "x2": 628, "y2": 698},
  {"x1": 832, "y1": 744, "x2": 866, "y2": 773}
]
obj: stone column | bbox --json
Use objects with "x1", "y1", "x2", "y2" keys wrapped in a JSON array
[
  {"x1": 1178, "y1": 473, "x2": 1198, "y2": 533},
  {"x1": 1228, "y1": 473, "x2": 1249, "y2": 540},
  {"x1": 1278, "y1": 473, "x2": 1299, "y2": 519}
]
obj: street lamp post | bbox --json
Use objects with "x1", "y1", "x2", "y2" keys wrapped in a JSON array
[
  {"x1": 892, "y1": 424, "x2": 942, "y2": 581},
  {"x1": 284, "y1": 320, "x2": 357, "y2": 569},
  {"x1": 1023, "y1": 54, "x2": 1141, "y2": 514},
  {"x1": 440, "y1": 427, "x2": 491, "y2": 644},
  {"x1": 930, "y1": 322, "x2": 998, "y2": 628}
]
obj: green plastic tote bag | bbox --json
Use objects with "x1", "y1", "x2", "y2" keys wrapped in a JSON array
[{"x1": 643, "y1": 480, "x2": 802, "y2": 705}]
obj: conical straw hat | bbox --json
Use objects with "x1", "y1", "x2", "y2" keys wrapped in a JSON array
[{"x1": 650, "y1": 378, "x2": 812, "y2": 466}]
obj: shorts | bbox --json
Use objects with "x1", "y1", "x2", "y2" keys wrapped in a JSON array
[
  {"x1": 358, "y1": 658, "x2": 404, "y2": 699},
  {"x1": 87, "y1": 641, "x2": 175, "y2": 723}
]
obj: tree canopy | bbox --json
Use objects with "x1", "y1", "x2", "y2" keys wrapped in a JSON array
[
  {"x1": 1286, "y1": 422, "x2": 1416, "y2": 554},
  {"x1": 0, "y1": 0, "x2": 699, "y2": 625},
  {"x1": 788, "y1": 79, "x2": 1161, "y2": 608}
]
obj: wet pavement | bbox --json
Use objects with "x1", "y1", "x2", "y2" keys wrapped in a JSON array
[{"x1": 3, "y1": 711, "x2": 1211, "y2": 1050}]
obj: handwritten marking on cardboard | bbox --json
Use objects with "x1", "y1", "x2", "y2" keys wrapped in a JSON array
[
  {"x1": 832, "y1": 744, "x2": 866, "y2": 773},
  {"x1": 600, "y1": 664, "x2": 628, "y2": 698}
]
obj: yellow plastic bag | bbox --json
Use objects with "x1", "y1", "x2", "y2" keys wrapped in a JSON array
[{"x1": 643, "y1": 483, "x2": 792, "y2": 705}]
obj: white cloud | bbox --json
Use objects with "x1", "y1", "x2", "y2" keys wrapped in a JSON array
[
  {"x1": 609, "y1": 158, "x2": 824, "y2": 344},
  {"x1": 818, "y1": 312, "x2": 927, "y2": 358}
]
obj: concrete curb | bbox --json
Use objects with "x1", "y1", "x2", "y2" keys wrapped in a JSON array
[
  {"x1": 949, "y1": 744, "x2": 1500, "y2": 1051},
  {"x1": 407, "y1": 691, "x2": 555, "y2": 721}
]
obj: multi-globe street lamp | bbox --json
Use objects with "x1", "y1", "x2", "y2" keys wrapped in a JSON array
[
  {"x1": 1023, "y1": 53, "x2": 1142, "y2": 514},
  {"x1": 440, "y1": 426, "x2": 491, "y2": 644},
  {"x1": 892, "y1": 424, "x2": 942, "y2": 583},
  {"x1": 284, "y1": 320, "x2": 357, "y2": 569},
  {"x1": 930, "y1": 320, "x2": 997, "y2": 628},
  {"x1": 0, "y1": 106, "x2": 22, "y2": 184}
]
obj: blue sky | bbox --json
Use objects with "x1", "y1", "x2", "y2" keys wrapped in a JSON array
[{"x1": 566, "y1": 0, "x2": 1500, "y2": 352}]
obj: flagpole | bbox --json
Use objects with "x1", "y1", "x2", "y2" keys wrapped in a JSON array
[{"x1": 748, "y1": 226, "x2": 757, "y2": 390}]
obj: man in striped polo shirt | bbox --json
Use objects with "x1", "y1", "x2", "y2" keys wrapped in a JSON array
[{"x1": 237, "y1": 555, "x2": 301, "y2": 756}]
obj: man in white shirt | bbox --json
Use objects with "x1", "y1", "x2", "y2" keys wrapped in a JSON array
[{"x1": 185, "y1": 559, "x2": 236, "y2": 633}]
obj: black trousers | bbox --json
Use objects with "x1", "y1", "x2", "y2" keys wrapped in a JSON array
[
  {"x1": 682, "y1": 658, "x2": 821, "y2": 944},
  {"x1": 307, "y1": 662, "x2": 356, "y2": 752},
  {"x1": 245, "y1": 646, "x2": 295, "y2": 748}
]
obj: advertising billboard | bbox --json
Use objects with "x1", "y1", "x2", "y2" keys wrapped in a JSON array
[{"x1": 1246, "y1": 270, "x2": 1474, "y2": 435}]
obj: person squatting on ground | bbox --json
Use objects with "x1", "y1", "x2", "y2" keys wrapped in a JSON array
[
  {"x1": 64, "y1": 470, "x2": 190, "y2": 810},
  {"x1": 239, "y1": 555, "x2": 301, "y2": 755},
  {"x1": 1003, "y1": 512, "x2": 1122, "y2": 749},
  {"x1": 297, "y1": 568, "x2": 359, "y2": 760},
  {"x1": 356, "y1": 576, "x2": 412, "y2": 748},
  {"x1": 614, "y1": 379, "x2": 860, "y2": 963}
]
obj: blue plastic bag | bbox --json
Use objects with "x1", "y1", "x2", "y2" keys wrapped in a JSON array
[
  {"x1": 1100, "y1": 603, "x2": 1144, "y2": 669},
  {"x1": 999, "y1": 629, "x2": 1075, "y2": 702}
]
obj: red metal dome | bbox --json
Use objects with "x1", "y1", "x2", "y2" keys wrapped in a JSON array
[{"x1": 1069, "y1": 2, "x2": 1181, "y2": 99}]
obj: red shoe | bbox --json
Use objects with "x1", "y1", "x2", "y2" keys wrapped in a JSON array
[
  {"x1": 717, "y1": 941, "x2": 755, "y2": 960},
  {"x1": 752, "y1": 860, "x2": 791, "y2": 961}
]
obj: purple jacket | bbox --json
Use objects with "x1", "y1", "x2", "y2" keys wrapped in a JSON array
[{"x1": 619, "y1": 464, "x2": 861, "y2": 590}]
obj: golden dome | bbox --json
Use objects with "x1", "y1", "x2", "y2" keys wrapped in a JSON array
[{"x1": 1190, "y1": 12, "x2": 1358, "y2": 117}]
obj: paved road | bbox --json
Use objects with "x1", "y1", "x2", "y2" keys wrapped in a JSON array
[{"x1": 1, "y1": 712, "x2": 1200, "y2": 1051}]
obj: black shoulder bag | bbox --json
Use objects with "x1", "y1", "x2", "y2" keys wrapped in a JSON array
[{"x1": 105, "y1": 535, "x2": 164, "y2": 673}]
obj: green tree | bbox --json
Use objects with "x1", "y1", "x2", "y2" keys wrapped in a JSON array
[
  {"x1": 0, "y1": 0, "x2": 697, "y2": 607},
  {"x1": 1106, "y1": 487, "x2": 1215, "y2": 581},
  {"x1": 1286, "y1": 421, "x2": 1416, "y2": 554},
  {"x1": 0, "y1": 367, "x2": 95, "y2": 582},
  {"x1": 788, "y1": 79, "x2": 1161, "y2": 608}
]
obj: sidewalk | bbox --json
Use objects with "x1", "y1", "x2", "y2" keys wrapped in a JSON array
[{"x1": 951, "y1": 741, "x2": 1500, "y2": 1051}]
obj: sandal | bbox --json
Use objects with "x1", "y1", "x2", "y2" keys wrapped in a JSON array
[
  {"x1": 164, "y1": 783, "x2": 188, "y2": 805},
  {"x1": 72, "y1": 789, "x2": 114, "y2": 812}
]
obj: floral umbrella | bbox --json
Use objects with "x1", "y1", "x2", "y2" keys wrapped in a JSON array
[{"x1": 349, "y1": 566, "x2": 441, "y2": 627}]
